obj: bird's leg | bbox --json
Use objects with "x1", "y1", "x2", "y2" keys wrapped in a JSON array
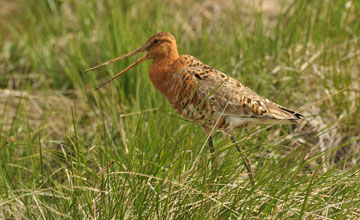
[
  {"x1": 208, "y1": 135, "x2": 216, "y2": 167},
  {"x1": 203, "y1": 127, "x2": 216, "y2": 162},
  {"x1": 207, "y1": 135, "x2": 218, "y2": 176},
  {"x1": 208, "y1": 135, "x2": 215, "y2": 155},
  {"x1": 230, "y1": 136, "x2": 254, "y2": 184}
]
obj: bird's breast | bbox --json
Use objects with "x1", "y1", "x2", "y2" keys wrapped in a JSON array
[
  {"x1": 149, "y1": 65, "x2": 220, "y2": 130},
  {"x1": 149, "y1": 65, "x2": 195, "y2": 112}
]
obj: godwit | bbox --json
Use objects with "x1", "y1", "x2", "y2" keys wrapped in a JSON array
[{"x1": 85, "y1": 32, "x2": 303, "y2": 181}]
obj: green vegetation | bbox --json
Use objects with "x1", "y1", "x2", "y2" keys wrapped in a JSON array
[{"x1": 1, "y1": 0, "x2": 359, "y2": 219}]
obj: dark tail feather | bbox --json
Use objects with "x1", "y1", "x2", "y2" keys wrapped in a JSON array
[{"x1": 280, "y1": 107, "x2": 304, "y2": 121}]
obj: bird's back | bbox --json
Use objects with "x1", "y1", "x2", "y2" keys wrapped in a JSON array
[{"x1": 163, "y1": 55, "x2": 303, "y2": 134}]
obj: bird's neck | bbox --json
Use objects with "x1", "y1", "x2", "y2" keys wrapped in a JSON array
[{"x1": 149, "y1": 53, "x2": 179, "y2": 96}]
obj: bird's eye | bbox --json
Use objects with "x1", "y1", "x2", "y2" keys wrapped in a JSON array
[{"x1": 153, "y1": 39, "x2": 159, "y2": 44}]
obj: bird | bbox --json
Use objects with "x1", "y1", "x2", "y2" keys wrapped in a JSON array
[{"x1": 85, "y1": 32, "x2": 303, "y2": 181}]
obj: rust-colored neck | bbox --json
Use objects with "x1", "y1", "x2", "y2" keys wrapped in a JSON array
[{"x1": 148, "y1": 48, "x2": 179, "y2": 97}]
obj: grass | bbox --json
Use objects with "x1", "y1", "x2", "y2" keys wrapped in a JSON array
[{"x1": 0, "y1": 0, "x2": 359, "y2": 219}]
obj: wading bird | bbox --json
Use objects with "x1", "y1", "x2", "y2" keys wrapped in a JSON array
[{"x1": 85, "y1": 32, "x2": 303, "y2": 181}]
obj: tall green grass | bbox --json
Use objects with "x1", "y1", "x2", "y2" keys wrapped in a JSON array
[{"x1": 1, "y1": 0, "x2": 359, "y2": 218}]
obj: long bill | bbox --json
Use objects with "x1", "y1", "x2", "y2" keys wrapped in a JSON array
[
  {"x1": 84, "y1": 47, "x2": 144, "y2": 73},
  {"x1": 95, "y1": 55, "x2": 149, "y2": 90}
]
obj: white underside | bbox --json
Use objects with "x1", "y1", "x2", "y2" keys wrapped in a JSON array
[{"x1": 229, "y1": 116, "x2": 290, "y2": 129}]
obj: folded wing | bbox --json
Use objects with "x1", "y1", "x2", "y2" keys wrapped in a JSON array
[{"x1": 182, "y1": 56, "x2": 303, "y2": 123}]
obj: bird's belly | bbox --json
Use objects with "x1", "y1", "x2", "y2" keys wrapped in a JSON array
[
  {"x1": 179, "y1": 103, "x2": 215, "y2": 123},
  {"x1": 179, "y1": 102, "x2": 235, "y2": 134}
]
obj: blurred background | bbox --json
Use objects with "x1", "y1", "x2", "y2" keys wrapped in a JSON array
[{"x1": 0, "y1": 0, "x2": 359, "y2": 219}]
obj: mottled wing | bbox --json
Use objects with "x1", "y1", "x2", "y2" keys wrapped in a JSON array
[{"x1": 181, "y1": 55, "x2": 303, "y2": 122}]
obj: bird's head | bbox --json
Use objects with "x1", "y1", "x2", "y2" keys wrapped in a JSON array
[
  {"x1": 144, "y1": 32, "x2": 178, "y2": 60},
  {"x1": 85, "y1": 32, "x2": 178, "y2": 90}
]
